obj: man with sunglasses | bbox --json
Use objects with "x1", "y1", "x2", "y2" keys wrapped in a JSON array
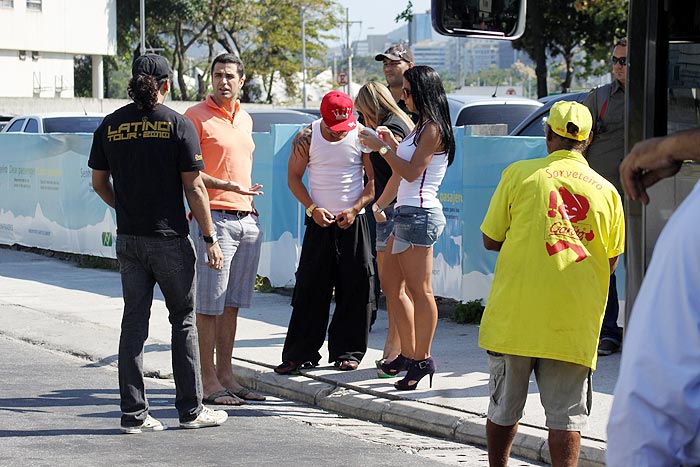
[
  {"x1": 375, "y1": 43, "x2": 417, "y2": 122},
  {"x1": 583, "y1": 37, "x2": 627, "y2": 357}
]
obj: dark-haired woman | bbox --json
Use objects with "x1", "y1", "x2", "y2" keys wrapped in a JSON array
[{"x1": 359, "y1": 65, "x2": 455, "y2": 390}]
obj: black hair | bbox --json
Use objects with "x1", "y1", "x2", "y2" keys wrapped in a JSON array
[
  {"x1": 403, "y1": 66, "x2": 456, "y2": 166},
  {"x1": 211, "y1": 53, "x2": 245, "y2": 77},
  {"x1": 127, "y1": 75, "x2": 167, "y2": 111},
  {"x1": 546, "y1": 125, "x2": 588, "y2": 152}
]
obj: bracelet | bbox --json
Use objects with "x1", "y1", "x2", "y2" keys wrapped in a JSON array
[
  {"x1": 202, "y1": 231, "x2": 219, "y2": 244},
  {"x1": 372, "y1": 203, "x2": 384, "y2": 214}
]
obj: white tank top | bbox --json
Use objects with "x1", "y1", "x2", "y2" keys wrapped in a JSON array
[
  {"x1": 396, "y1": 121, "x2": 448, "y2": 209},
  {"x1": 308, "y1": 119, "x2": 366, "y2": 216}
]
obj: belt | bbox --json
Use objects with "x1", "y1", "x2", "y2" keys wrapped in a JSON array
[{"x1": 213, "y1": 209, "x2": 250, "y2": 218}]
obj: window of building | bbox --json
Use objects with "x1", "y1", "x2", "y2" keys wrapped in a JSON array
[
  {"x1": 26, "y1": 0, "x2": 41, "y2": 11},
  {"x1": 1, "y1": 0, "x2": 14, "y2": 8}
]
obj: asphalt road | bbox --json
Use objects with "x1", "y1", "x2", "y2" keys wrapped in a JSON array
[{"x1": 0, "y1": 335, "x2": 544, "y2": 467}]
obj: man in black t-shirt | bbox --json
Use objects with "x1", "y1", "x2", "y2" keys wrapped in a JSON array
[{"x1": 89, "y1": 54, "x2": 227, "y2": 433}]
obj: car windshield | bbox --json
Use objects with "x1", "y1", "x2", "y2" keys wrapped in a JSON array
[
  {"x1": 456, "y1": 104, "x2": 541, "y2": 132},
  {"x1": 43, "y1": 117, "x2": 103, "y2": 133}
]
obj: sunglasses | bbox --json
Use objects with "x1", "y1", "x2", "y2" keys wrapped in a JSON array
[
  {"x1": 402, "y1": 87, "x2": 412, "y2": 98},
  {"x1": 611, "y1": 56, "x2": 627, "y2": 66}
]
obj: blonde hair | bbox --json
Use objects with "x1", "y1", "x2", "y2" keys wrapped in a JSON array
[{"x1": 354, "y1": 81, "x2": 414, "y2": 131}]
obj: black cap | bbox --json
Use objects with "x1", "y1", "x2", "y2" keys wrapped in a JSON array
[
  {"x1": 375, "y1": 44, "x2": 414, "y2": 63},
  {"x1": 132, "y1": 54, "x2": 172, "y2": 81}
]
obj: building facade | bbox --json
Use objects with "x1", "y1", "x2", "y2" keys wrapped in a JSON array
[{"x1": 0, "y1": 0, "x2": 116, "y2": 98}]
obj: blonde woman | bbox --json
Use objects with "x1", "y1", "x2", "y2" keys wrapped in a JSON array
[{"x1": 355, "y1": 82, "x2": 414, "y2": 378}]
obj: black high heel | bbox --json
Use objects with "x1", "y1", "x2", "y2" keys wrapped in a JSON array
[
  {"x1": 380, "y1": 354, "x2": 411, "y2": 376},
  {"x1": 394, "y1": 357, "x2": 436, "y2": 391}
]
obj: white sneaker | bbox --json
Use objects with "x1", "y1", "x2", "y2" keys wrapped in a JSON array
[
  {"x1": 179, "y1": 406, "x2": 228, "y2": 429},
  {"x1": 120, "y1": 414, "x2": 167, "y2": 434}
]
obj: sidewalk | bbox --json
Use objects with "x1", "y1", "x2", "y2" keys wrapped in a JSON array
[{"x1": 0, "y1": 247, "x2": 617, "y2": 466}]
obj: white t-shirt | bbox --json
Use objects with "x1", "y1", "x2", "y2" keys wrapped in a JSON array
[
  {"x1": 307, "y1": 119, "x2": 365, "y2": 216},
  {"x1": 606, "y1": 180, "x2": 700, "y2": 467},
  {"x1": 395, "y1": 121, "x2": 448, "y2": 209}
]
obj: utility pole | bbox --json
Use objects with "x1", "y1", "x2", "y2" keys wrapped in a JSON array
[
  {"x1": 301, "y1": 6, "x2": 307, "y2": 108},
  {"x1": 139, "y1": 0, "x2": 146, "y2": 56},
  {"x1": 343, "y1": 8, "x2": 361, "y2": 97}
]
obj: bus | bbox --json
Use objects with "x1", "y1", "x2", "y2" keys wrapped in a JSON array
[{"x1": 431, "y1": 0, "x2": 700, "y2": 322}]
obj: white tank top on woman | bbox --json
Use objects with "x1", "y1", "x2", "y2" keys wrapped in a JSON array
[
  {"x1": 308, "y1": 119, "x2": 365, "y2": 216},
  {"x1": 396, "y1": 121, "x2": 448, "y2": 209}
]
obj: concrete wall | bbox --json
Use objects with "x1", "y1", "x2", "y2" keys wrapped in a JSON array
[
  {"x1": 0, "y1": 51, "x2": 77, "y2": 98},
  {"x1": 0, "y1": 0, "x2": 116, "y2": 55},
  {"x1": 0, "y1": 0, "x2": 116, "y2": 99}
]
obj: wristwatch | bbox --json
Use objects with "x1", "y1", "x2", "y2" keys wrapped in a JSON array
[
  {"x1": 305, "y1": 204, "x2": 317, "y2": 217},
  {"x1": 202, "y1": 231, "x2": 219, "y2": 244},
  {"x1": 372, "y1": 203, "x2": 384, "y2": 214},
  {"x1": 378, "y1": 145, "x2": 390, "y2": 156}
]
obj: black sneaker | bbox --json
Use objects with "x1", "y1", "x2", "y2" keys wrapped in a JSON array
[{"x1": 597, "y1": 339, "x2": 621, "y2": 356}]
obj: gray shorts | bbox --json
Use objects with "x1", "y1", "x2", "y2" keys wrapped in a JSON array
[
  {"x1": 486, "y1": 352, "x2": 592, "y2": 431},
  {"x1": 391, "y1": 205, "x2": 445, "y2": 254},
  {"x1": 190, "y1": 210, "x2": 262, "y2": 314},
  {"x1": 375, "y1": 203, "x2": 395, "y2": 252}
]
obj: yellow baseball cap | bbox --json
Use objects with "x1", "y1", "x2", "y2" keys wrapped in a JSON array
[{"x1": 546, "y1": 101, "x2": 592, "y2": 141}]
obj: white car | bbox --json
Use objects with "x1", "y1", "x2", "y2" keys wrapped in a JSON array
[
  {"x1": 1, "y1": 112, "x2": 104, "y2": 134},
  {"x1": 447, "y1": 94, "x2": 542, "y2": 133}
]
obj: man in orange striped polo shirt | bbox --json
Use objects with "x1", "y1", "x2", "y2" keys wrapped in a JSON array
[{"x1": 185, "y1": 54, "x2": 266, "y2": 405}]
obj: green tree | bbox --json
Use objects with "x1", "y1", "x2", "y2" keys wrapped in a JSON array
[
  {"x1": 74, "y1": 56, "x2": 92, "y2": 98},
  {"x1": 513, "y1": 0, "x2": 627, "y2": 97},
  {"x1": 115, "y1": 0, "x2": 341, "y2": 103},
  {"x1": 213, "y1": 0, "x2": 341, "y2": 103}
]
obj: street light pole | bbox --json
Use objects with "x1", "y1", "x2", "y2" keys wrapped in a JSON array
[
  {"x1": 343, "y1": 8, "x2": 360, "y2": 97},
  {"x1": 139, "y1": 0, "x2": 146, "y2": 56},
  {"x1": 301, "y1": 7, "x2": 307, "y2": 108}
]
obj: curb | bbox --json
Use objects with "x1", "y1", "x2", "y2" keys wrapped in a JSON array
[{"x1": 232, "y1": 359, "x2": 607, "y2": 467}]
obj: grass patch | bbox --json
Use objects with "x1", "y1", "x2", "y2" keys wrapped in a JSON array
[
  {"x1": 254, "y1": 275, "x2": 274, "y2": 292},
  {"x1": 453, "y1": 298, "x2": 485, "y2": 324}
]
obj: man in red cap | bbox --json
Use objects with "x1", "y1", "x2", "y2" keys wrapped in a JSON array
[{"x1": 275, "y1": 90, "x2": 376, "y2": 374}]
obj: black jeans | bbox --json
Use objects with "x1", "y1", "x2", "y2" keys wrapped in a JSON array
[
  {"x1": 116, "y1": 235, "x2": 202, "y2": 426},
  {"x1": 600, "y1": 271, "x2": 623, "y2": 343},
  {"x1": 282, "y1": 214, "x2": 375, "y2": 365}
]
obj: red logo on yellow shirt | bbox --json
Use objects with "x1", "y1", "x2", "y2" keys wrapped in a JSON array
[{"x1": 545, "y1": 187, "x2": 595, "y2": 262}]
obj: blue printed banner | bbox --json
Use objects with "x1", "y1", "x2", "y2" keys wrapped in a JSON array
[{"x1": 0, "y1": 127, "x2": 623, "y2": 302}]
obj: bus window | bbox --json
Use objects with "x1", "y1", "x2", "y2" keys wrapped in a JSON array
[
  {"x1": 668, "y1": 42, "x2": 700, "y2": 134},
  {"x1": 431, "y1": 0, "x2": 526, "y2": 40},
  {"x1": 668, "y1": 2, "x2": 700, "y2": 41}
]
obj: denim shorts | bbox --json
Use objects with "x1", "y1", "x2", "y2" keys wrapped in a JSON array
[
  {"x1": 391, "y1": 205, "x2": 446, "y2": 254},
  {"x1": 375, "y1": 203, "x2": 395, "y2": 252}
]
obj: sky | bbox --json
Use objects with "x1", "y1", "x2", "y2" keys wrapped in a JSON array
[{"x1": 330, "y1": 0, "x2": 432, "y2": 47}]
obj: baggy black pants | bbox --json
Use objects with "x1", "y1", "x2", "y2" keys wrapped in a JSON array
[{"x1": 282, "y1": 213, "x2": 375, "y2": 364}]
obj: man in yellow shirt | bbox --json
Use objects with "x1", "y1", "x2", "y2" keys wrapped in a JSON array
[{"x1": 480, "y1": 101, "x2": 625, "y2": 467}]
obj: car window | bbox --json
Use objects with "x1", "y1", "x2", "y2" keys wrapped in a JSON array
[
  {"x1": 518, "y1": 113, "x2": 549, "y2": 137},
  {"x1": 6, "y1": 119, "x2": 26, "y2": 132},
  {"x1": 250, "y1": 112, "x2": 316, "y2": 133},
  {"x1": 25, "y1": 118, "x2": 39, "y2": 133},
  {"x1": 43, "y1": 117, "x2": 103, "y2": 133},
  {"x1": 456, "y1": 104, "x2": 541, "y2": 132}
]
